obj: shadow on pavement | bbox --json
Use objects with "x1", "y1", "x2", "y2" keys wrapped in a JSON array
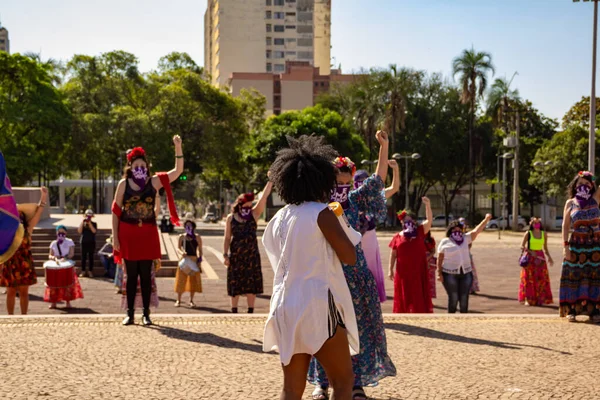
[
  {"x1": 385, "y1": 323, "x2": 572, "y2": 355},
  {"x1": 150, "y1": 325, "x2": 274, "y2": 354}
]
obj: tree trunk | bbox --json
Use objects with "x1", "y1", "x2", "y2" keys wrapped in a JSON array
[{"x1": 469, "y1": 97, "x2": 476, "y2": 225}]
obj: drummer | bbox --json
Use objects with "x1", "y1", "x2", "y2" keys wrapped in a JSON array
[
  {"x1": 175, "y1": 219, "x2": 203, "y2": 307},
  {"x1": 45, "y1": 225, "x2": 84, "y2": 309}
]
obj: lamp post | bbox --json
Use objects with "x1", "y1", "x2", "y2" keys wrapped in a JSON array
[
  {"x1": 534, "y1": 160, "x2": 554, "y2": 229},
  {"x1": 501, "y1": 152, "x2": 514, "y2": 234},
  {"x1": 573, "y1": 0, "x2": 598, "y2": 173},
  {"x1": 392, "y1": 153, "x2": 421, "y2": 209},
  {"x1": 360, "y1": 159, "x2": 376, "y2": 173}
]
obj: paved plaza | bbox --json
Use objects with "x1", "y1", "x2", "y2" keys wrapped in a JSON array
[{"x1": 0, "y1": 314, "x2": 597, "y2": 399}]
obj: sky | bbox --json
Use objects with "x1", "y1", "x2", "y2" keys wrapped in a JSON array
[{"x1": 1, "y1": 0, "x2": 598, "y2": 122}]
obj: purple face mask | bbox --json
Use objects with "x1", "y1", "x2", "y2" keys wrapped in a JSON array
[
  {"x1": 57, "y1": 232, "x2": 66, "y2": 244},
  {"x1": 185, "y1": 225, "x2": 194, "y2": 236},
  {"x1": 353, "y1": 180, "x2": 365, "y2": 190},
  {"x1": 132, "y1": 166, "x2": 148, "y2": 188},
  {"x1": 451, "y1": 230, "x2": 464, "y2": 245},
  {"x1": 575, "y1": 184, "x2": 592, "y2": 205},
  {"x1": 239, "y1": 207, "x2": 253, "y2": 221},
  {"x1": 403, "y1": 220, "x2": 417, "y2": 238},
  {"x1": 331, "y1": 184, "x2": 351, "y2": 210}
]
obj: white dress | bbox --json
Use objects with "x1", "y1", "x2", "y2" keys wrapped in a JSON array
[{"x1": 262, "y1": 202, "x2": 359, "y2": 366}]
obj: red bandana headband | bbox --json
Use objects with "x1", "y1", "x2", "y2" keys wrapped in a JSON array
[
  {"x1": 241, "y1": 193, "x2": 255, "y2": 204},
  {"x1": 333, "y1": 157, "x2": 357, "y2": 176},
  {"x1": 396, "y1": 210, "x2": 407, "y2": 222},
  {"x1": 127, "y1": 147, "x2": 146, "y2": 163}
]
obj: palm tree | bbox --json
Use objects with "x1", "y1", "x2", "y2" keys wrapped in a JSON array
[
  {"x1": 452, "y1": 48, "x2": 495, "y2": 223},
  {"x1": 486, "y1": 73, "x2": 520, "y2": 134}
]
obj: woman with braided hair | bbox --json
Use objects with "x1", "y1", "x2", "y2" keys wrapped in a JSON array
[{"x1": 112, "y1": 135, "x2": 184, "y2": 326}]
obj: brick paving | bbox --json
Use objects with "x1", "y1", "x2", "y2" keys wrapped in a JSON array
[
  {"x1": 0, "y1": 229, "x2": 562, "y2": 316},
  {"x1": 0, "y1": 314, "x2": 596, "y2": 399}
]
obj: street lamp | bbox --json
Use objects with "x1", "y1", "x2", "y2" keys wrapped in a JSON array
[
  {"x1": 573, "y1": 0, "x2": 598, "y2": 173},
  {"x1": 501, "y1": 152, "x2": 514, "y2": 234},
  {"x1": 392, "y1": 153, "x2": 421, "y2": 209},
  {"x1": 361, "y1": 159, "x2": 376, "y2": 173},
  {"x1": 534, "y1": 160, "x2": 554, "y2": 229}
]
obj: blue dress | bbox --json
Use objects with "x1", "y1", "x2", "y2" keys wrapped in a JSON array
[{"x1": 308, "y1": 174, "x2": 397, "y2": 387}]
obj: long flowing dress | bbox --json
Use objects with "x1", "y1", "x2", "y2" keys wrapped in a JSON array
[
  {"x1": 389, "y1": 227, "x2": 433, "y2": 313},
  {"x1": 424, "y1": 234, "x2": 437, "y2": 299},
  {"x1": 308, "y1": 174, "x2": 396, "y2": 388},
  {"x1": 360, "y1": 214, "x2": 387, "y2": 302},
  {"x1": 559, "y1": 199, "x2": 600, "y2": 316},
  {"x1": 0, "y1": 231, "x2": 37, "y2": 288},
  {"x1": 518, "y1": 232, "x2": 553, "y2": 306},
  {"x1": 227, "y1": 216, "x2": 263, "y2": 297}
]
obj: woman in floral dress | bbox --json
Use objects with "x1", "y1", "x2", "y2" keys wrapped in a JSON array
[
  {"x1": 518, "y1": 218, "x2": 553, "y2": 307},
  {"x1": 309, "y1": 131, "x2": 396, "y2": 400}
]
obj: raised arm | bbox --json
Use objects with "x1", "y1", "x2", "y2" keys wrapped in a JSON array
[
  {"x1": 375, "y1": 131, "x2": 390, "y2": 183},
  {"x1": 469, "y1": 214, "x2": 492, "y2": 242},
  {"x1": 562, "y1": 199, "x2": 573, "y2": 261},
  {"x1": 223, "y1": 214, "x2": 233, "y2": 266},
  {"x1": 422, "y1": 197, "x2": 433, "y2": 235},
  {"x1": 27, "y1": 187, "x2": 48, "y2": 234},
  {"x1": 384, "y1": 160, "x2": 400, "y2": 199},
  {"x1": 252, "y1": 180, "x2": 274, "y2": 221},
  {"x1": 112, "y1": 180, "x2": 126, "y2": 252},
  {"x1": 152, "y1": 135, "x2": 184, "y2": 188}
]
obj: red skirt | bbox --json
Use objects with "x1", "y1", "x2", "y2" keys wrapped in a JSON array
[{"x1": 118, "y1": 222, "x2": 161, "y2": 261}]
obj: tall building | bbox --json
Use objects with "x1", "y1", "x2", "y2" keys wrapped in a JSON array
[
  {"x1": 231, "y1": 61, "x2": 358, "y2": 116},
  {"x1": 0, "y1": 20, "x2": 9, "y2": 54},
  {"x1": 204, "y1": 0, "x2": 332, "y2": 87}
]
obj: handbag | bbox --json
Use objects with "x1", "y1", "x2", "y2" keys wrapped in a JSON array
[{"x1": 519, "y1": 232, "x2": 530, "y2": 267}]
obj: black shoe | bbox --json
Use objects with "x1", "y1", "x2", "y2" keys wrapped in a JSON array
[
  {"x1": 142, "y1": 309, "x2": 153, "y2": 326},
  {"x1": 122, "y1": 310, "x2": 134, "y2": 326},
  {"x1": 247, "y1": 307, "x2": 254, "y2": 314},
  {"x1": 231, "y1": 307, "x2": 238, "y2": 314}
]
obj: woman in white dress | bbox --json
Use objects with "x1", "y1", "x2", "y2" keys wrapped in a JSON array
[{"x1": 263, "y1": 135, "x2": 359, "y2": 400}]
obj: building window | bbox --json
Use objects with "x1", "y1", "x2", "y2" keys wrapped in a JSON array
[
  {"x1": 266, "y1": 24, "x2": 272, "y2": 32},
  {"x1": 266, "y1": 0, "x2": 272, "y2": 4},
  {"x1": 267, "y1": 63, "x2": 273, "y2": 72},
  {"x1": 266, "y1": 50, "x2": 272, "y2": 59},
  {"x1": 477, "y1": 195, "x2": 492, "y2": 209},
  {"x1": 314, "y1": 82, "x2": 319, "y2": 87},
  {"x1": 266, "y1": 11, "x2": 272, "y2": 19},
  {"x1": 286, "y1": 12, "x2": 296, "y2": 16},
  {"x1": 298, "y1": 51, "x2": 313, "y2": 59},
  {"x1": 274, "y1": 12, "x2": 285, "y2": 19},
  {"x1": 266, "y1": 37, "x2": 272, "y2": 46},
  {"x1": 298, "y1": 25, "x2": 313, "y2": 34},
  {"x1": 298, "y1": 38, "x2": 312, "y2": 47},
  {"x1": 285, "y1": 25, "x2": 296, "y2": 29},
  {"x1": 274, "y1": 25, "x2": 285, "y2": 32},
  {"x1": 286, "y1": 0, "x2": 296, "y2": 2},
  {"x1": 274, "y1": 64, "x2": 285, "y2": 72},
  {"x1": 320, "y1": 82, "x2": 326, "y2": 87},
  {"x1": 274, "y1": 0, "x2": 284, "y2": 5},
  {"x1": 274, "y1": 38, "x2": 285, "y2": 45},
  {"x1": 286, "y1": 51, "x2": 296, "y2": 56},
  {"x1": 274, "y1": 51, "x2": 285, "y2": 59},
  {"x1": 285, "y1": 38, "x2": 297, "y2": 43}
]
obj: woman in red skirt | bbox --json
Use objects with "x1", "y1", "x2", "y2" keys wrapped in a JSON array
[
  {"x1": 112, "y1": 135, "x2": 183, "y2": 326},
  {"x1": 388, "y1": 197, "x2": 434, "y2": 313}
]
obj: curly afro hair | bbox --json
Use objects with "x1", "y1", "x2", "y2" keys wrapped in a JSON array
[{"x1": 269, "y1": 135, "x2": 339, "y2": 205}]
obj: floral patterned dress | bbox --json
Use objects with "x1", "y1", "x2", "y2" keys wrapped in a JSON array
[
  {"x1": 0, "y1": 231, "x2": 37, "y2": 287},
  {"x1": 227, "y1": 216, "x2": 263, "y2": 297},
  {"x1": 308, "y1": 174, "x2": 397, "y2": 387}
]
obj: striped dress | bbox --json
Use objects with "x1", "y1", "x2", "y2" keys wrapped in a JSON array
[{"x1": 559, "y1": 198, "x2": 600, "y2": 317}]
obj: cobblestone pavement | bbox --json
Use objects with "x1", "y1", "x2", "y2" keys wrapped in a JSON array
[
  {"x1": 0, "y1": 230, "x2": 563, "y2": 316},
  {"x1": 0, "y1": 314, "x2": 597, "y2": 399}
]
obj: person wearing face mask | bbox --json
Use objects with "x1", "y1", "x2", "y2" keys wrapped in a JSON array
[
  {"x1": 353, "y1": 159, "x2": 400, "y2": 303},
  {"x1": 560, "y1": 171, "x2": 600, "y2": 322},
  {"x1": 437, "y1": 214, "x2": 491, "y2": 313},
  {"x1": 112, "y1": 135, "x2": 184, "y2": 326},
  {"x1": 518, "y1": 218, "x2": 553, "y2": 307},
  {"x1": 388, "y1": 198, "x2": 434, "y2": 314},
  {"x1": 175, "y1": 219, "x2": 203, "y2": 307},
  {"x1": 309, "y1": 131, "x2": 396, "y2": 400},
  {"x1": 78, "y1": 209, "x2": 98, "y2": 278},
  {"x1": 0, "y1": 152, "x2": 47, "y2": 315},
  {"x1": 45, "y1": 226, "x2": 84, "y2": 309},
  {"x1": 223, "y1": 178, "x2": 273, "y2": 314}
]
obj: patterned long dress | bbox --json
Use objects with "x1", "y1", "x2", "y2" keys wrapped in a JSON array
[
  {"x1": 0, "y1": 231, "x2": 37, "y2": 288},
  {"x1": 227, "y1": 216, "x2": 263, "y2": 297},
  {"x1": 308, "y1": 174, "x2": 396, "y2": 387},
  {"x1": 559, "y1": 199, "x2": 600, "y2": 317}
]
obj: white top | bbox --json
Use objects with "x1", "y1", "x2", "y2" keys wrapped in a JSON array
[
  {"x1": 262, "y1": 202, "x2": 359, "y2": 365},
  {"x1": 50, "y1": 238, "x2": 75, "y2": 259},
  {"x1": 437, "y1": 233, "x2": 473, "y2": 274}
]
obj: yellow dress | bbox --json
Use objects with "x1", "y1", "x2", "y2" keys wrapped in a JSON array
[{"x1": 174, "y1": 236, "x2": 202, "y2": 294}]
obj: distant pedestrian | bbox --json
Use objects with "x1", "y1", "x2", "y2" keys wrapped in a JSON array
[
  {"x1": 437, "y1": 215, "x2": 492, "y2": 313},
  {"x1": 223, "y1": 179, "x2": 273, "y2": 314},
  {"x1": 518, "y1": 217, "x2": 553, "y2": 307},
  {"x1": 78, "y1": 209, "x2": 97, "y2": 277}
]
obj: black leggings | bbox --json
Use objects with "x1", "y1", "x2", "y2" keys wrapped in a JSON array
[
  {"x1": 125, "y1": 259, "x2": 153, "y2": 311},
  {"x1": 81, "y1": 243, "x2": 95, "y2": 272}
]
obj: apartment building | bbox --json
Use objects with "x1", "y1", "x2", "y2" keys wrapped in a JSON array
[
  {"x1": 231, "y1": 61, "x2": 358, "y2": 115},
  {"x1": 204, "y1": 0, "x2": 332, "y2": 87},
  {"x1": 0, "y1": 22, "x2": 9, "y2": 54}
]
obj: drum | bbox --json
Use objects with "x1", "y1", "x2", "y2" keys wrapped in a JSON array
[
  {"x1": 43, "y1": 260, "x2": 76, "y2": 288},
  {"x1": 178, "y1": 257, "x2": 200, "y2": 276}
]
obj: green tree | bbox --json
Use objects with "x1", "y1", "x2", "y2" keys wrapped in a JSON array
[
  {"x1": 561, "y1": 96, "x2": 600, "y2": 129},
  {"x1": 452, "y1": 47, "x2": 495, "y2": 222},
  {"x1": 486, "y1": 74, "x2": 520, "y2": 134}
]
